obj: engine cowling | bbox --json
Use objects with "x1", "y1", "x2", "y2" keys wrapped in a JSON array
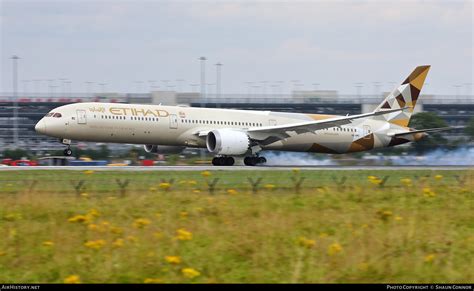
[
  {"x1": 206, "y1": 129, "x2": 250, "y2": 155},
  {"x1": 144, "y1": 144, "x2": 185, "y2": 154}
]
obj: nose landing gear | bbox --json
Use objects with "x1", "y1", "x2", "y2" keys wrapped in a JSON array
[
  {"x1": 60, "y1": 138, "x2": 73, "y2": 156},
  {"x1": 63, "y1": 147, "x2": 73, "y2": 156}
]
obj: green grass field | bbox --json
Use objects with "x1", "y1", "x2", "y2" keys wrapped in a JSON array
[{"x1": 0, "y1": 169, "x2": 473, "y2": 283}]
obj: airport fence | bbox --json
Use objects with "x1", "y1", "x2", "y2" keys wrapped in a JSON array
[{"x1": 0, "y1": 170, "x2": 471, "y2": 197}]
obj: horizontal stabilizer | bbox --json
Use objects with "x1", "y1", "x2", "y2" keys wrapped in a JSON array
[{"x1": 388, "y1": 126, "x2": 463, "y2": 137}]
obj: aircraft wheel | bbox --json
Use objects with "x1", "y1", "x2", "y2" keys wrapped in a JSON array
[
  {"x1": 258, "y1": 157, "x2": 267, "y2": 164},
  {"x1": 212, "y1": 157, "x2": 219, "y2": 166},
  {"x1": 244, "y1": 157, "x2": 257, "y2": 166},
  {"x1": 225, "y1": 157, "x2": 235, "y2": 166},
  {"x1": 64, "y1": 148, "x2": 72, "y2": 156}
]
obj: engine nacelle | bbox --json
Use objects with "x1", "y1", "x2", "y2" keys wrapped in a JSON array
[
  {"x1": 206, "y1": 129, "x2": 250, "y2": 155},
  {"x1": 144, "y1": 144, "x2": 185, "y2": 154}
]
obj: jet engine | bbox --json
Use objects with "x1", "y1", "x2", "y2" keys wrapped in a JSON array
[
  {"x1": 206, "y1": 129, "x2": 250, "y2": 155},
  {"x1": 144, "y1": 144, "x2": 185, "y2": 154}
]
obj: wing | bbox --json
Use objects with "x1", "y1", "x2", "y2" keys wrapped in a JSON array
[{"x1": 247, "y1": 107, "x2": 409, "y2": 145}]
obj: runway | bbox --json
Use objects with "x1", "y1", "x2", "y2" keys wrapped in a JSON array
[{"x1": 0, "y1": 165, "x2": 472, "y2": 171}]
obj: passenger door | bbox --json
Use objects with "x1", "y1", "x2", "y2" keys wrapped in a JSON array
[
  {"x1": 169, "y1": 114, "x2": 178, "y2": 129},
  {"x1": 363, "y1": 125, "x2": 371, "y2": 139},
  {"x1": 76, "y1": 110, "x2": 87, "y2": 124}
]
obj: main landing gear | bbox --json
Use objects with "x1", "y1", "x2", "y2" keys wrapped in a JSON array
[
  {"x1": 60, "y1": 138, "x2": 73, "y2": 156},
  {"x1": 212, "y1": 156, "x2": 235, "y2": 166},
  {"x1": 244, "y1": 156, "x2": 267, "y2": 166}
]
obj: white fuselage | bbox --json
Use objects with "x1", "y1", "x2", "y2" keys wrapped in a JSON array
[{"x1": 35, "y1": 102, "x2": 414, "y2": 154}]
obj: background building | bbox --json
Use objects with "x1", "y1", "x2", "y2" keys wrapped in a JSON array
[{"x1": 0, "y1": 90, "x2": 472, "y2": 150}]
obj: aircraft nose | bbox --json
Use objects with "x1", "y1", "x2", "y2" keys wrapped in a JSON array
[{"x1": 35, "y1": 119, "x2": 46, "y2": 134}]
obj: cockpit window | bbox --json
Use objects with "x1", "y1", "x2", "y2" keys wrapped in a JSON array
[
  {"x1": 53, "y1": 113, "x2": 62, "y2": 118},
  {"x1": 45, "y1": 112, "x2": 54, "y2": 117}
]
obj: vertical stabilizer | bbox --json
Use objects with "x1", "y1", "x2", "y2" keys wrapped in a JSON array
[{"x1": 374, "y1": 65, "x2": 430, "y2": 127}]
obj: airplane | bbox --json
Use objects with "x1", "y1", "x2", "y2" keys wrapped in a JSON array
[{"x1": 34, "y1": 65, "x2": 454, "y2": 166}]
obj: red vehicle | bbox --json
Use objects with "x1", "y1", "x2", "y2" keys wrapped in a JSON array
[
  {"x1": 1, "y1": 159, "x2": 38, "y2": 166},
  {"x1": 141, "y1": 159, "x2": 155, "y2": 166}
]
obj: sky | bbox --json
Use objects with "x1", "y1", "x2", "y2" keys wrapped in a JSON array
[{"x1": 0, "y1": 0, "x2": 473, "y2": 95}]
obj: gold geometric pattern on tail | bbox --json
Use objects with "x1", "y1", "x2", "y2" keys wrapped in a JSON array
[
  {"x1": 403, "y1": 65, "x2": 430, "y2": 90},
  {"x1": 375, "y1": 65, "x2": 430, "y2": 127},
  {"x1": 402, "y1": 65, "x2": 430, "y2": 106}
]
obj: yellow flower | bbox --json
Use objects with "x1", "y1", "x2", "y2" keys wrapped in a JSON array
[
  {"x1": 84, "y1": 239, "x2": 106, "y2": 250},
  {"x1": 88, "y1": 224, "x2": 99, "y2": 231},
  {"x1": 83, "y1": 170, "x2": 94, "y2": 175},
  {"x1": 297, "y1": 236, "x2": 316, "y2": 249},
  {"x1": 368, "y1": 176, "x2": 382, "y2": 185},
  {"x1": 80, "y1": 192, "x2": 89, "y2": 198},
  {"x1": 4, "y1": 213, "x2": 22, "y2": 221},
  {"x1": 376, "y1": 209, "x2": 393, "y2": 221},
  {"x1": 9, "y1": 229, "x2": 17, "y2": 239},
  {"x1": 159, "y1": 182, "x2": 171, "y2": 190},
  {"x1": 434, "y1": 174, "x2": 443, "y2": 181},
  {"x1": 133, "y1": 218, "x2": 151, "y2": 229},
  {"x1": 112, "y1": 238, "x2": 124, "y2": 248},
  {"x1": 144, "y1": 278, "x2": 163, "y2": 283},
  {"x1": 149, "y1": 187, "x2": 157, "y2": 192},
  {"x1": 182, "y1": 268, "x2": 200, "y2": 279},
  {"x1": 328, "y1": 243, "x2": 343, "y2": 256},
  {"x1": 68, "y1": 215, "x2": 89, "y2": 223},
  {"x1": 176, "y1": 228, "x2": 193, "y2": 241},
  {"x1": 64, "y1": 275, "x2": 81, "y2": 284},
  {"x1": 227, "y1": 189, "x2": 238, "y2": 195},
  {"x1": 316, "y1": 187, "x2": 326, "y2": 194},
  {"x1": 126, "y1": 235, "x2": 138, "y2": 243},
  {"x1": 188, "y1": 180, "x2": 197, "y2": 186},
  {"x1": 394, "y1": 216, "x2": 403, "y2": 221},
  {"x1": 42, "y1": 241, "x2": 54, "y2": 247},
  {"x1": 400, "y1": 178, "x2": 412, "y2": 187},
  {"x1": 264, "y1": 184, "x2": 276, "y2": 190},
  {"x1": 193, "y1": 189, "x2": 201, "y2": 193},
  {"x1": 292, "y1": 168, "x2": 301, "y2": 174},
  {"x1": 319, "y1": 232, "x2": 329, "y2": 238},
  {"x1": 423, "y1": 187, "x2": 436, "y2": 197},
  {"x1": 110, "y1": 226, "x2": 123, "y2": 235},
  {"x1": 87, "y1": 208, "x2": 99, "y2": 216},
  {"x1": 201, "y1": 171, "x2": 211, "y2": 177},
  {"x1": 180, "y1": 211, "x2": 188, "y2": 219},
  {"x1": 165, "y1": 256, "x2": 181, "y2": 264},
  {"x1": 424, "y1": 253, "x2": 436, "y2": 263}
]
